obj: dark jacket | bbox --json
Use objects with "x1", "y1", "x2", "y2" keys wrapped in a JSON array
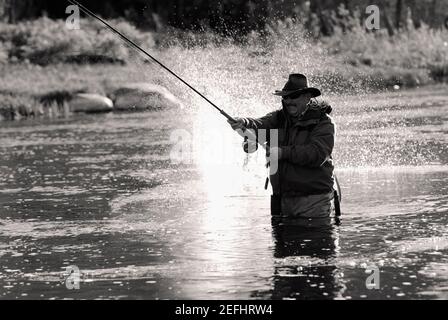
[{"x1": 243, "y1": 100, "x2": 335, "y2": 196}]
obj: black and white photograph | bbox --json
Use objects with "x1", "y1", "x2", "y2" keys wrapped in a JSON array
[{"x1": 0, "y1": 0, "x2": 447, "y2": 306}]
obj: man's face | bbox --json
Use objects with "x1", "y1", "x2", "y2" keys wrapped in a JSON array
[{"x1": 282, "y1": 92, "x2": 312, "y2": 118}]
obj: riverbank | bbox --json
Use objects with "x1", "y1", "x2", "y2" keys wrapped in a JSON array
[
  {"x1": 0, "y1": 61, "x2": 443, "y2": 122},
  {"x1": 1, "y1": 17, "x2": 448, "y2": 121},
  {"x1": 0, "y1": 63, "x2": 174, "y2": 121}
]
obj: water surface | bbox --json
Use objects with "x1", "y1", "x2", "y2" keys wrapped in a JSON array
[{"x1": 0, "y1": 86, "x2": 447, "y2": 300}]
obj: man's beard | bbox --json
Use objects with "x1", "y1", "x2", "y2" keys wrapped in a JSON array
[{"x1": 283, "y1": 102, "x2": 309, "y2": 119}]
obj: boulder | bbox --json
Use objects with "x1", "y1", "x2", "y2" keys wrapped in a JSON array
[
  {"x1": 69, "y1": 93, "x2": 114, "y2": 113},
  {"x1": 112, "y1": 83, "x2": 183, "y2": 111}
]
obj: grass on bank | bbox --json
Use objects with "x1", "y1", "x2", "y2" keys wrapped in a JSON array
[{"x1": 1, "y1": 15, "x2": 448, "y2": 120}]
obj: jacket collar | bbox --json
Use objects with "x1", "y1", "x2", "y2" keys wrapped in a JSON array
[{"x1": 283, "y1": 100, "x2": 332, "y2": 127}]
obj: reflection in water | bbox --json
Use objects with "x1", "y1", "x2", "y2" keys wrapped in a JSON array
[{"x1": 270, "y1": 220, "x2": 343, "y2": 300}]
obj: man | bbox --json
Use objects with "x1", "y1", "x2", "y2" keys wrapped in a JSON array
[{"x1": 229, "y1": 74, "x2": 337, "y2": 224}]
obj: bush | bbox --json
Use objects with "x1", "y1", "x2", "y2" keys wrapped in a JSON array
[
  {"x1": 0, "y1": 92, "x2": 41, "y2": 120},
  {"x1": 255, "y1": 9, "x2": 448, "y2": 89},
  {"x1": 0, "y1": 17, "x2": 155, "y2": 65},
  {"x1": 319, "y1": 10, "x2": 448, "y2": 71}
]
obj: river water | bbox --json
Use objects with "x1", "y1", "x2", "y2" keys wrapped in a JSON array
[{"x1": 0, "y1": 85, "x2": 447, "y2": 300}]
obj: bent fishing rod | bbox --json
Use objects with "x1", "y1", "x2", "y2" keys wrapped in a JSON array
[
  {"x1": 68, "y1": 0, "x2": 261, "y2": 147},
  {"x1": 67, "y1": 0, "x2": 238, "y2": 121}
]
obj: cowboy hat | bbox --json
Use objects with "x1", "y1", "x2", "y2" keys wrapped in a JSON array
[{"x1": 274, "y1": 74, "x2": 321, "y2": 98}]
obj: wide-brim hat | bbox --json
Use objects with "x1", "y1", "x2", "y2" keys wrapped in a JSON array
[{"x1": 274, "y1": 73, "x2": 321, "y2": 98}]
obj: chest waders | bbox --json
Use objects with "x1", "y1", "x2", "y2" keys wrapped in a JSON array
[{"x1": 264, "y1": 122, "x2": 342, "y2": 219}]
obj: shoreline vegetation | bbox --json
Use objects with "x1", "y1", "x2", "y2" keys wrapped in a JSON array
[{"x1": 1, "y1": 12, "x2": 448, "y2": 121}]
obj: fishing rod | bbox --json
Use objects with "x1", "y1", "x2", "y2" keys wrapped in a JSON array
[
  {"x1": 67, "y1": 0, "x2": 238, "y2": 123},
  {"x1": 68, "y1": 0, "x2": 261, "y2": 146}
]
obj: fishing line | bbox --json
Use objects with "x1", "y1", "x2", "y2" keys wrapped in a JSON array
[
  {"x1": 67, "y1": 1, "x2": 333, "y2": 205},
  {"x1": 67, "y1": 0, "x2": 235, "y2": 122}
]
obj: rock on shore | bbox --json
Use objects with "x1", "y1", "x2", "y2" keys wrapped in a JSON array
[
  {"x1": 69, "y1": 93, "x2": 114, "y2": 113},
  {"x1": 111, "y1": 83, "x2": 183, "y2": 111}
]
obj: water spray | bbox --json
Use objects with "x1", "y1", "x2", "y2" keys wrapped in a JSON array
[
  {"x1": 67, "y1": 1, "x2": 233, "y2": 120},
  {"x1": 66, "y1": 0, "x2": 341, "y2": 216},
  {"x1": 67, "y1": 0, "x2": 261, "y2": 144}
]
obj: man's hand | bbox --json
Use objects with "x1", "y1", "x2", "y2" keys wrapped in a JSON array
[
  {"x1": 228, "y1": 118, "x2": 246, "y2": 131},
  {"x1": 268, "y1": 147, "x2": 283, "y2": 161},
  {"x1": 228, "y1": 118, "x2": 249, "y2": 139}
]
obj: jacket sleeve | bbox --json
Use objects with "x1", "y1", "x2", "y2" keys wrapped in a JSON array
[
  {"x1": 242, "y1": 111, "x2": 281, "y2": 130},
  {"x1": 282, "y1": 118, "x2": 335, "y2": 167}
]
